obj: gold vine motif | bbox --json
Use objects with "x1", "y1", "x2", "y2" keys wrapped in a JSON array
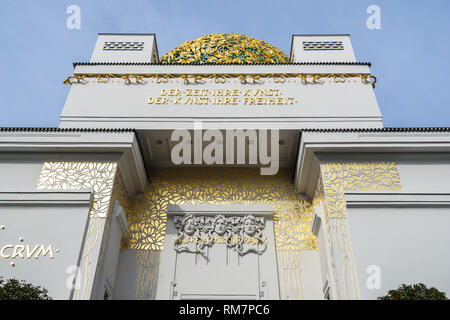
[
  {"x1": 37, "y1": 162, "x2": 117, "y2": 218},
  {"x1": 134, "y1": 250, "x2": 160, "y2": 300},
  {"x1": 63, "y1": 73, "x2": 377, "y2": 88},
  {"x1": 37, "y1": 161, "x2": 119, "y2": 300},
  {"x1": 318, "y1": 162, "x2": 401, "y2": 300},
  {"x1": 321, "y1": 162, "x2": 401, "y2": 219},
  {"x1": 115, "y1": 167, "x2": 316, "y2": 252}
]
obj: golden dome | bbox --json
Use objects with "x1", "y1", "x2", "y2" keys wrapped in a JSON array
[{"x1": 160, "y1": 33, "x2": 289, "y2": 64}]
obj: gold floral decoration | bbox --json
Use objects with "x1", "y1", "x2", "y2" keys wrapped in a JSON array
[
  {"x1": 134, "y1": 250, "x2": 161, "y2": 300},
  {"x1": 160, "y1": 33, "x2": 289, "y2": 64},
  {"x1": 318, "y1": 162, "x2": 401, "y2": 300},
  {"x1": 277, "y1": 250, "x2": 304, "y2": 299},
  {"x1": 63, "y1": 73, "x2": 377, "y2": 88},
  {"x1": 37, "y1": 162, "x2": 118, "y2": 218},
  {"x1": 321, "y1": 162, "x2": 401, "y2": 219},
  {"x1": 37, "y1": 161, "x2": 118, "y2": 299},
  {"x1": 120, "y1": 167, "x2": 316, "y2": 251}
]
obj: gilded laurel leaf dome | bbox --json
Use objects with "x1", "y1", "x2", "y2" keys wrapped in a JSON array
[{"x1": 160, "y1": 33, "x2": 289, "y2": 64}]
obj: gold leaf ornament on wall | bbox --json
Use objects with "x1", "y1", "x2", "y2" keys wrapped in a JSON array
[
  {"x1": 116, "y1": 168, "x2": 316, "y2": 252},
  {"x1": 318, "y1": 161, "x2": 402, "y2": 299}
]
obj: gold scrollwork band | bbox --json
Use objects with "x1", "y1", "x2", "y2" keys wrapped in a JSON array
[{"x1": 63, "y1": 73, "x2": 377, "y2": 88}]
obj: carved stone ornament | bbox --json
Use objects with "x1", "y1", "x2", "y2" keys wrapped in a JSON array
[{"x1": 173, "y1": 214, "x2": 267, "y2": 256}]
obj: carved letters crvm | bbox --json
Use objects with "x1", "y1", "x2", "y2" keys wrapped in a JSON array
[{"x1": 173, "y1": 214, "x2": 267, "y2": 256}]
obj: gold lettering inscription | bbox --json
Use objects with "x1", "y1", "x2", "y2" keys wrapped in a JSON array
[{"x1": 147, "y1": 88, "x2": 296, "y2": 106}]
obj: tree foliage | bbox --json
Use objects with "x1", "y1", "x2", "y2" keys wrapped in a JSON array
[
  {"x1": 378, "y1": 283, "x2": 448, "y2": 300},
  {"x1": 0, "y1": 277, "x2": 52, "y2": 300}
]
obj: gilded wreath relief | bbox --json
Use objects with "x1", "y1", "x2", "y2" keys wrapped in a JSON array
[{"x1": 172, "y1": 214, "x2": 268, "y2": 256}]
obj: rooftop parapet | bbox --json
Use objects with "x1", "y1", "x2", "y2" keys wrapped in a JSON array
[
  {"x1": 290, "y1": 34, "x2": 356, "y2": 63},
  {"x1": 90, "y1": 33, "x2": 159, "y2": 63}
]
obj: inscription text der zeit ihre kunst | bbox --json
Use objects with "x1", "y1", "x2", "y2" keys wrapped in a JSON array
[{"x1": 147, "y1": 88, "x2": 297, "y2": 105}]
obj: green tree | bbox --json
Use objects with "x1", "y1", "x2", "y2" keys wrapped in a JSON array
[
  {"x1": 378, "y1": 283, "x2": 448, "y2": 300},
  {"x1": 0, "y1": 277, "x2": 52, "y2": 300}
]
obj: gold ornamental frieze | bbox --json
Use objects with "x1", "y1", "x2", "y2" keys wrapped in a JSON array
[
  {"x1": 114, "y1": 168, "x2": 316, "y2": 252},
  {"x1": 63, "y1": 73, "x2": 376, "y2": 88}
]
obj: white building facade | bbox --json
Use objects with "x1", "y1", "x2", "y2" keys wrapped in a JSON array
[{"x1": 1, "y1": 33, "x2": 449, "y2": 300}]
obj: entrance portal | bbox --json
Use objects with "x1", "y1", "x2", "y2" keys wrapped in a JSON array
[{"x1": 155, "y1": 204, "x2": 280, "y2": 300}]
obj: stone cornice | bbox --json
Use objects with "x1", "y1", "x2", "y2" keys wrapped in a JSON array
[
  {"x1": 295, "y1": 130, "x2": 450, "y2": 198},
  {"x1": 0, "y1": 130, "x2": 147, "y2": 197},
  {"x1": 345, "y1": 192, "x2": 450, "y2": 208},
  {"x1": 0, "y1": 127, "x2": 135, "y2": 133},
  {"x1": 0, "y1": 191, "x2": 93, "y2": 206}
]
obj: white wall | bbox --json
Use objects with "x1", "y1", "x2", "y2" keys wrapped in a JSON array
[
  {"x1": 0, "y1": 160, "x2": 42, "y2": 191},
  {"x1": 347, "y1": 206, "x2": 450, "y2": 299},
  {"x1": 397, "y1": 161, "x2": 450, "y2": 193},
  {"x1": 300, "y1": 251, "x2": 325, "y2": 299},
  {"x1": 94, "y1": 202, "x2": 127, "y2": 300},
  {"x1": 0, "y1": 192, "x2": 92, "y2": 299},
  {"x1": 61, "y1": 64, "x2": 381, "y2": 129}
]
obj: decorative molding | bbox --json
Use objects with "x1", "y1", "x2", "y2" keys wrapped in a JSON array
[
  {"x1": 0, "y1": 128, "x2": 135, "y2": 133},
  {"x1": 345, "y1": 192, "x2": 450, "y2": 208},
  {"x1": 301, "y1": 127, "x2": 450, "y2": 133},
  {"x1": 0, "y1": 191, "x2": 92, "y2": 206},
  {"x1": 63, "y1": 73, "x2": 376, "y2": 88},
  {"x1": 167, "y1": 203, "x2": 274, "y2": 216},
  {"x1": 117, "y1": 134, "x2": 148, "y2": 197},
  {"x1": 73, "y1": 61, "x2": 372, "y2": 66},
  {"x1": 3, "y1": 127, "x2": 450, "y2": 133}
]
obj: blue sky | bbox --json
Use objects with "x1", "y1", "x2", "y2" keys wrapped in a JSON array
[{"x1": 0, "y1": 0, "x2": 449, "y2": 127}]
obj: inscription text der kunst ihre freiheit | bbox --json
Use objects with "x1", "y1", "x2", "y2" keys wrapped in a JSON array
[{"x1": 147, "y1": 88, "x2": 297, "y2": 105}]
